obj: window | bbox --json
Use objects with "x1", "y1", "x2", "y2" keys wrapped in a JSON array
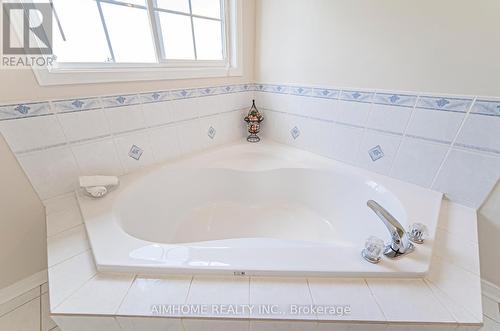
[
  {"x1": 27, "y1": 0, "x2": 242, "y2": 84},
  {"x1": 51, "y1": 0, "x2": 225, "y2": 63}
]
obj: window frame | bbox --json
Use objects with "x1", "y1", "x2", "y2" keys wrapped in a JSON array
[{"x1": 25, "y1": 0, "x2": 243, "y2": 85}]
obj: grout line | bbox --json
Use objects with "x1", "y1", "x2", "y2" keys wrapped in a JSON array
[
  {"x1": 39, "y1": 292, "x2": 42, "y2": 331},
  {"x1": 363, "y1": 279, "x2": 388, "y2": 322},
  {"x1": 0, "y1": 295, "x2": 41, "y2": 320},
  {"x1": 429, "y1": 97, "x2": 478, "y2": 188},
  {"x1": 388, "y1": 94, "x2": 420, "y2": 176},
  {"x1": 114, "y1": 274, "x2": 138, "y2": 315}
]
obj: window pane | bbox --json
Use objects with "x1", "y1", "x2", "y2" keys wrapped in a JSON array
[
  {"x1": 101, "y1": 3, "x2": 156, "y2": 63},
  {"x1": 52, "y1": 0, "x2": 111, "y2": 62},
  {"x1": 158, "y1": 12, "x2": 194, "y2": 60},
  {"x1": 193, "y1": 18, "x2": 223, "y2": 60},
  {"x1": 191, "y1": 0, "x2": 221, "y2": 19},
  {"x1": 155, "y1": 0, "x2": 190, "y2": 13},
  {"x1": 120, "y1": 0, "x2": 147, "y2": 6}
]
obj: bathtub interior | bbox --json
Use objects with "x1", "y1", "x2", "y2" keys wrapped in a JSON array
[
  {"x1": 114, "y1": 168, "x2": 406, "y2": 246},
  {"x1": 79, "y1": 142, "x2": 442, "y2": 276}
]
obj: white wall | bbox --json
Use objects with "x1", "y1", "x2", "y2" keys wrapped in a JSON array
[
  {"x1": 0, "y1": 135, "x2": 46, "y2": 289},
  {"x1": 256, "y1": 0, "x2": 500, "y2": 97}
]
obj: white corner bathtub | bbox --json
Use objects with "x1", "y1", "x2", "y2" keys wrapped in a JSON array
[{"x1": 78, "y1": 141, "x2": 443, "y2": 277}]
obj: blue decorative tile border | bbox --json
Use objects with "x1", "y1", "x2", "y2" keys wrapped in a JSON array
[
  {"x1": 140, "y1": 91, "x2": 169, "y2": 104},
  {"x1": 339, "y1": 90, "x2": 374, "y2": 103},
  {"x1": 53, "y1": 97, "x2": 101, "y2": 113},
  {"x1": 416, "y1": 96, "x2": 473, "y2": 113},
  {"x1": 471, "y1": 100, "x2": 500, "y2": 117},
  {"x1": 0, "y1": 102, "x2": 51, "y2": 121},
  {"x1": 101, "y1": 94, "x2": 141, "y2": 108},
  {"x1": 312, "y1": 88, "x2": 340, "y2": 99},
  {"x1": 373, "y1": 93, "x2": 417, "y2": 108}
]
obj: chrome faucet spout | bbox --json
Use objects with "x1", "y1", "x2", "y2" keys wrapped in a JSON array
[{"x1": 367, "y1": 200, "x2": 414, "y2": 258}]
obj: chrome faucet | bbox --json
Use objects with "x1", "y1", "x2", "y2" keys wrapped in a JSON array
[{"x1": 367, "y1": 200, "x2": 414, "y2": 258}]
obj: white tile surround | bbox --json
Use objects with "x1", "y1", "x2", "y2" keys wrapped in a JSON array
[
  {"x1": 0, "y1": 84, "x2": 253, "y2": 201},
  {"x1": 39, "y1": 191, "x2": 488, "y2": 331},
  {"x1": 1, "y1": 83, "x2": 499, "y2": 208},
  {"x1": 1, "y1": 82, "x2": 499, "y2": 330},
  {"x1": 255, "y1": 84, "x2": 500, "y2": 208}
]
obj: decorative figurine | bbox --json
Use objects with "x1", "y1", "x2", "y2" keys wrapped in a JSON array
[{"x1": 244, "y1": 100, "x2": 264, "y2": 143}]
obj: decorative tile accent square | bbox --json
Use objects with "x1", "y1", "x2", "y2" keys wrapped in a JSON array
[
  {"x1": 368, "y1": 145, "x2": 384, "y2": 161},
  {"x1": 128, "y1": 145, "x2": 143, "y2": 160},
  {"x1": 207, "y1": 126, "x2": 217, "y2": 139},
  {"x1": 290, "y1": 126, "x2": 301, "y2": 140}
]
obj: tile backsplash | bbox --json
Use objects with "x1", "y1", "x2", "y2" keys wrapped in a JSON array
[
  {"x1": 1, "y1": 82, "x2": 499, "y2": 209},
  {"x1": 256, "y1": 83, "x2": 500, "y2": 208},
  {"x1": 0, "y1": 84, "x2": 253, "y2": 200}
]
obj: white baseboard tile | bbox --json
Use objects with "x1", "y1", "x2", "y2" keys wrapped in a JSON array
[
  {"x1": 482, "y1": 279, "x2": 500, "y2": 303},
  {"x1": 0, "y1": 269, "x2": 48, "y2": 306}
]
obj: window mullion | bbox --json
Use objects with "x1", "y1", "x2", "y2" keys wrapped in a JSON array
[
  {"x1": 95, "y1": 0, "x2": 116, "y2": 62},
  {"x1": 187, "y1": 0, "x2": 197, "y2": 60},
  {"x1": 146, "y1": 0, "x2": 164, "y2": 63}
]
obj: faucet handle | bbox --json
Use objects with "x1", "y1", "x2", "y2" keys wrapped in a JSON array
[
  {"x1": 408, "y1": 223, "x2": 428, "y2": 244},
  {"x1": 362, "y1": 236, "x2": 385, "y2": 264}
]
